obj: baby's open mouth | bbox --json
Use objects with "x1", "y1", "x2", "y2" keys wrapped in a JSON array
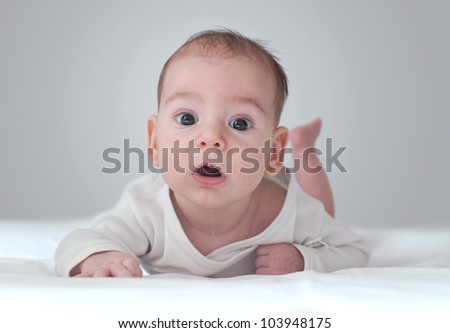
[{"x1": 196, "y1": 165, "x2": 222, "y2": 177}]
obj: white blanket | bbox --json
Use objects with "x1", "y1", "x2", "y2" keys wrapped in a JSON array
[{"x1": 1, "y1": 219, "x2": 450, "y2": 331}]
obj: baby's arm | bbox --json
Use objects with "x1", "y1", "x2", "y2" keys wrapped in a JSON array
[
  {"x1": 71, "y1": 251, "x2": 143, "y2": 277},
  {"x1": 55, "y1": 188, "x2": 154, "y2": 277},
  {"x1": 255, "y1": 220, "x2": 367, "y2": 275}
]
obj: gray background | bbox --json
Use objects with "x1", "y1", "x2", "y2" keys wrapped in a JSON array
[{"x1": 1, "y1": 0, "x2": 449, "y2": 228}]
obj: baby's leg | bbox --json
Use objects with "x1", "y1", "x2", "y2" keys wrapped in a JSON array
[{"x1": 290, "y1": 118, "x2": 335, "y2": 218}]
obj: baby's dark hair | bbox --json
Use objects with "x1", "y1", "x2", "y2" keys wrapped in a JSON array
[{"x1": 157, "y1": 28, "x2": 289, "y2": 123}]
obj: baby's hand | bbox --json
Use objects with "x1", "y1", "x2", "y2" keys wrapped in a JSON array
[
  {"x1": 71, "y1": 251, "x2": 143, "y2": 278},
  {"x1": 255, "y1": 243, "x2": 305, "y2": 275}
]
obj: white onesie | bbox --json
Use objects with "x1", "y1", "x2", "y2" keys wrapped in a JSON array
[{"x1": 54, "y1": 170, "x2": 368, "y2": 277}]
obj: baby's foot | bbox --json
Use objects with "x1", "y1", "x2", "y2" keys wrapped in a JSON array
[{"x1": 290, "y1": 117, "x2": 322, "y2": 153}]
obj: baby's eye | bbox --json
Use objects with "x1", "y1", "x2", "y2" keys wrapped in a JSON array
[
  {"x1": 229, "y1": 117, "x2": 253, "y2": 131},
  {"x1": 175, "y1": 112, "x2": 198, "y2": 126}
]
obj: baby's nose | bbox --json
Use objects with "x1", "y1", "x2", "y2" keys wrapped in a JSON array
[{"x1": 195, "y1": 125, "x2": 226, "y2": 149}]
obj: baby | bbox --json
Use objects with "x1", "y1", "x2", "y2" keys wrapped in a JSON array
[{"x1": 55, "y1": 29, "x2": 368, "y2": 277}]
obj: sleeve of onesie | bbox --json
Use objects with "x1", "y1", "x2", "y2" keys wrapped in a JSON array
[
  {"x1": 54, "y1": 191, "x2": 153, "y2": 277},
  {"x1": 292, "y1": 186, "x2": 369, "y2": 272}
]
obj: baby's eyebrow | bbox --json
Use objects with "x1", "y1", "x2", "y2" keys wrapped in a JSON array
[
  {"x1": 163, "y1": 92, "x2": 267, "y2": 115},
  {"x1": 230, "y1": 97, "x2": 267, "y2": 116},
  {"x1": 163, "y1": 92, "x2": 203, "y2": 106}
]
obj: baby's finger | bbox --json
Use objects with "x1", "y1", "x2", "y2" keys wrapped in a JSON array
[
  {"x1": 74, "y1": 272, "x2": 93, "y2": 278},
  {"x1": 122, "y1": 257, "x2": 143, "y2": 277},
  {"x1": 93, "y1": 268, "x2": 112, "y2": 277},
  {"x1": 256, "y1": 267, "x2": 276, "y2": 275},
  {"x1": 255, "y1": 254, "x2": 269, "y2": 270},
  {"x1": 110, "y1": 263, "x2": 133, "y2": 277},
  {"x1": 256, "y1": 244, "x2": 272, "y2": 256}
]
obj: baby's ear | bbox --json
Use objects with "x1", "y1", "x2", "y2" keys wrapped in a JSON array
[
  {"x1": 265, "y1": 126, "x2": 289, "y2": 176},
  {"x1": 147, "y1": 115, "x2": 159, "y2": 167}
]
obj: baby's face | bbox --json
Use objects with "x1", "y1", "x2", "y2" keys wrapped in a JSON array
[{"x1": 149, "y1": 54, "x2": 287, "y2": 208}]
